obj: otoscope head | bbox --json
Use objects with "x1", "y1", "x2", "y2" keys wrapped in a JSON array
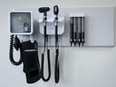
[
  {"x1": 54, "y1": 5, "x2": 59, "y2": 15},
  {"x1": 39, "y1": 7, "x2": 50, "y2": 16}
]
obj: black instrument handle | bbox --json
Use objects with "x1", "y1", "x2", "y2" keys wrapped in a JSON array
[
  {"x1": 82, "y1": 32, "x2": 85, "y2": 46},
  {"x1": 55, "y1": 25, "x2": 58, "y2": 47},
  {"x1": 82, "y1": 17, "x2": 85, "y2": 46},
  {"x1": 78, "y1": 33, "x2": 81, "y2": 47},
  {"x1": 70, "y1": 17, "x2": 74, "y2": 46},
  {"x1": 55, "y1": 49, "x2": 59, "y2": 83}
]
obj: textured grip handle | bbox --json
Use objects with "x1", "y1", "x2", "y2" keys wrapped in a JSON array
[
  {"x1": 55, "y1": 49, "x2": 60, "y2": 83},
  {"x1": 70, "y1": 18, "x2": 74, "y2": 45}
]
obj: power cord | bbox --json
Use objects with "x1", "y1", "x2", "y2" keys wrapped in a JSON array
[{"x1": 9, "y1": 35, "x2": 22, "y2": 66}]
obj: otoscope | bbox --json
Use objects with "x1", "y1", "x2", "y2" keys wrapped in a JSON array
[
  {"x1": 54, "y1": 5, "x2": 60, "y2": 83},
  {"x1": 39, "y1": 7, "x2": 51, "y2": 82}
]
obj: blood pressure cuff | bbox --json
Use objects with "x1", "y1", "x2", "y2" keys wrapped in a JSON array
[{"x1": 21, "y1": 40, "x2": 41, "y2": 84}]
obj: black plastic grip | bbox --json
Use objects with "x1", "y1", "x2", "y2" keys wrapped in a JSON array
[
  {"x1": 82, "y1": 32, "x2": 85, "y2": 46},
  {"x1": 55, "y1": 49, "x2": 60, "y2": 83},
  {"x1": 55, "y1": 25, "x2": 58, "y2": 47},
  {"x1": 82, "y1": 32, "x2": 85, "y2": 42},
  {"x1": 44, "y1": 26, "x2": 47, "y2": 38},
  {"x1": 74, "y1": 32, "x2": 77, "y2": 46},
  {"x1": 70, "y1": 17, "x2": 74, "y2": 45},
  {"x1": 78, "y1": 33, "x2": 82, "y2": 47}
]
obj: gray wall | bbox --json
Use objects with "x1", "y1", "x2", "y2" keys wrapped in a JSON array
[{"x1": 0, "y1": 0, "x2": 116, "y2": 87}]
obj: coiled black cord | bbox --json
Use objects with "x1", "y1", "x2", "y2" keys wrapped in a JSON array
[
  {"x1": 41, "y1": 49, "x2": 51, "y2": 82},
  {"x1": 41, "y1": 25, "x2": 51, "y2": 82},
  {"x1": 9, "y1": 35, "x2": 22, "y2": 66}
]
